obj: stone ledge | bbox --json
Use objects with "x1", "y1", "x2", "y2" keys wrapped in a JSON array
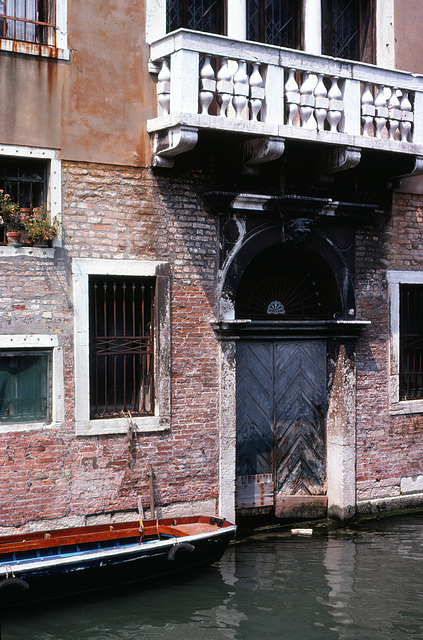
[{"x1": 0, "y1": 246, "x2": 55, "y2": 259}]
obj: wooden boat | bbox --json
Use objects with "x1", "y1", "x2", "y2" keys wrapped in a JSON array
[{"x1": 0, "y1": 515, "x2": 236, "y2": 605}]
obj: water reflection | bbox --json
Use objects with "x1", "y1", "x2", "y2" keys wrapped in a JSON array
[{"x1": 2, "y1": 515, "x2": 423, "y2": 639}]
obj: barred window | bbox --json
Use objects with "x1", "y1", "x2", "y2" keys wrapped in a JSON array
[
  {"x1": 89, "y1": 277, "x2": 155, "y2": 420},
  {"x1": 322, "y1": 0, "x2": 374, "y2": 63},
  {"x1": 0, "y1": 350, "x2": 52, "y2": 424},
  {"x1": 0, "y1": 0, "x2": 55, "y2": 45},
  {"x1": 0, "y1": 156, "x2": 48, "y2": 244},
  {"x1": 400, "y1": 284, "x2": 423, "y2": 401},
  {"x1": 166, "y1": 0, "x2": 223, "y2": 34},
  {"x1": 0, "y1": 157, "x2": 48, "y2": 209},
  {"x1": 247, "y1": 0, "x2": 300, "y2": 48}
]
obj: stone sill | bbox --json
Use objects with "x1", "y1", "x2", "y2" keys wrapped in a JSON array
[
  {"x1": 0, "y1": 245, "x2": 55, "y2": 259},
  {"x1": 0, "y1": 38, "x2": 69, "y2": 60},
  {"x1": 75, "y1": 415, "x2": 170, "y2": 436}
]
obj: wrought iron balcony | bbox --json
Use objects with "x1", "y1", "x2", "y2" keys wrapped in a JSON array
[{"x1": 147, "y1": 29, "x2": 423, "y2": 171}]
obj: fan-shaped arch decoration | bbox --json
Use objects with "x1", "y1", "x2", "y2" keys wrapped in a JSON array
[{"x1": 235, "y1": 244, "x2": 341, "y2": 320}]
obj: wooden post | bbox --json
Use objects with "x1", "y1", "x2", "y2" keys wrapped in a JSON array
[{"x1": 147, "y1": 464, "x2": 155, "y2": 518}]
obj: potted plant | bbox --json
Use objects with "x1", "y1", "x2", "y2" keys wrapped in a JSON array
[
  {"x1": 5, "y1": 214, "x2": 23, "y2": 244},
  {"x1": 25, "y1": 207, "x2": 59, "y2": 247},
  {"x1": 0, "y1": 191, "x2": 22, "y2": 244}
]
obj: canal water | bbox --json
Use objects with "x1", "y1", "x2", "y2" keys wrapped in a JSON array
[{"x1": 2, "y1": 514, "x2": 423, "y2": 639}]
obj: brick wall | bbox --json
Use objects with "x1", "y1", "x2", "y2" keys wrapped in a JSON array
[
  {"x1": 0, "y1": 161, "x2": 221, "y2": 532},
  {"x1": 355, "y1": 191, "x2": 423, "y2": 505}
]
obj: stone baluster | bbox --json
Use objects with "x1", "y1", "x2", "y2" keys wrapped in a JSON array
[
  {"x1": 285, "y1": 68, "x2": 300, "y2": 126},
  {"x1": 374, "y1": 85, "x2": 388, "y2": 138},
  {"x1": 400, "y1": 90, "x2": 413, "y2": 142},
  {"x1": 233, "y1": 60, "x2": 249, "y2": 119},
  {"x1": 199, "y1": 55, "x2": 216, "y2": 115},
  {"x1": 157, "y1": 58, "x2": 171, "y2": 116},
  {"x1": 327, "y1": 76, "x2": 343, "y2": 132},
  {"x1": 216, "y1": 57, "x2": 233, "y2": 117},
  {"x1": 299, "y1": 72, "x2": 317, "y2": 129},
  {"x1": 388, "y1": 88, "x2": 401, "y2": 140},
  {"x1": 361, "y1": 83, "x2": 375, "y2": 136},
  {"x1": 314, "y1": 74, "x2": 329, "y2": 131},
  {"x1": 249, "y1": 63, "x2": 265, "y2": 121}
]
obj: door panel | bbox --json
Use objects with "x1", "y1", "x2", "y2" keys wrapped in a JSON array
[
  {"x1": 236, "y1": 342, "x2": 273, "y2": 477},
  {"x1": 236, "y1": 340, "x2": 326, "y2": 514},
  {"x1": 274, "y1": 342, "x2": 326, "y2": 497}
]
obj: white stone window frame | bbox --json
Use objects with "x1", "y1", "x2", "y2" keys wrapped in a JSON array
[
  {"x1": 0, "y1": 0, "x2": 69, "y2": 59},
  {"x1": 146, "y1": 0, "x2": 395, "y2": 67},
  {"x1": 0, "y1": 334, "x2": 64, "y2": 433},
  {"x1": 0, "y1": 144, "x2": 62, "y2": 258},
  {"x1": 388, "y1": 270, "x2": 423, "y2": 415},
  {"x1": 72, "y1": 258, "x2": 171, "y2": 437}
]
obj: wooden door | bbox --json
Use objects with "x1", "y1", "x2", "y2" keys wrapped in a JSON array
[{"x1": 236, "y1": 340, "x2": 327, "y2": 517}]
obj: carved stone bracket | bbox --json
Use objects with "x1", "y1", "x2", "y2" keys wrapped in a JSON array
[
  {"x1": 327, "y1": 146, "x2": 361, "y2": 173},
  {"x1": 242, "y1": 136, "x2": 285, "y2": 173},
  {"x1": 151, "y1": 125, "x2": 199, "y2": 168},
  {"x1": 395, "y1": 155, "x2": 423, "y2": 179}
]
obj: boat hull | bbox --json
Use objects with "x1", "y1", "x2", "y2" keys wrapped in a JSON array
[{"x1": 0, "y1": 516, "x2": 236, "y2": 605}]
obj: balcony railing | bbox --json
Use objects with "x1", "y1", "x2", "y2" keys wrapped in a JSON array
[{"x1": 147, "y1": 29, "x2": 423, "y2": 167}]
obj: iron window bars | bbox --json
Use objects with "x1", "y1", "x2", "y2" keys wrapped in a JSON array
[
  {"x1": 400, "y1": 284, "x2": 423, "y2": 401},
  {"x1": 89, "y1": 276, "x2": 155, "y2": 420},
  {"x1": 247, "y1": 0, "x2": 300, "y2": 48},
  {"x1": 167, "y1": 0, "x2": 223, "y2": 34}
]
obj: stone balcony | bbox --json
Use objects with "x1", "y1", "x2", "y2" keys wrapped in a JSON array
[{"x1": 147, "y1": 29, "x2": 423, "y2": 172}]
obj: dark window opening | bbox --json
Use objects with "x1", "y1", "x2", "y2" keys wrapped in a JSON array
[
  {"x1": 247, "y1": 0, "x2": 300, "y2": 48},
  {"x1": 0, "y1": 0, "x2": 56, "y2": 45},
  {"x1": 235, "y1": 244, "x2": 342, "y2": 320},
  {"x1": 0, "y1": 157, "x2": 48, "y2": 209},
  {"x1": 0, "y1": 350, "x2": 52, "y2": 424},
  {"x1": 167, "y1": 0, "x2": 223, "y2": 34},
  {"x1": 400, "y1": 284, "x2": 423, "y2": 401},
  {"x1": 0, "y1": 157, "x2": 48, "y2": 244},
  {"x1": 89, "y1": 276, "x2": 155, "y2": 420},
  {"x1": 322, "y1": 0, "x2": 374, "y2": 63}
]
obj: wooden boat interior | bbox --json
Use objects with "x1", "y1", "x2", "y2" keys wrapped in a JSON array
[{"x1": 0, "y1": 515, "x2": 228, "y2": 557}]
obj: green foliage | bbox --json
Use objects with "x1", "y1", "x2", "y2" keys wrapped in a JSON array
[
  {"x1": 0, "y1": 190, "x2": 20, "y2": 228},
  {"x1": 25, "y1": 207, "x2": 59, "y2": 242}
]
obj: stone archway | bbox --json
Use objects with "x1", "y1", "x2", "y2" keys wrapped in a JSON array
[
  {"x1": 234, "y1": 242, "x2": 342, "y2": 517},
  {"x1": 217, "y1": 221, "x2": 360, "y2": 522}
]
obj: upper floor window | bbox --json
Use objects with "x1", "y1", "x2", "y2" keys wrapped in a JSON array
[
  {"x1": 154, "y1": 0, "x2": 379, "y2": 64},
  {"x1": 0, "y1": 0, "x2": 55, "y2": 46},
  {"x1": 322, "y1": 0, "x2": 374, "y2": 63},
  {"x1": 247, "y1": 0, "x2": 300, "y2": 48},
  {"x1": 0, "y1": 157, "x2": 48, "y2": 209},
  {"x1": 167, "y1": 0, "x2": 223, "y2": 34}
]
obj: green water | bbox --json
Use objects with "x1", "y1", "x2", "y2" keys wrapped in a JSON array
[{"x1": 2, "y1": 514, "x2": 423, "y2": 639}]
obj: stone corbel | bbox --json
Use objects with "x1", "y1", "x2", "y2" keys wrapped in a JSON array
[
  {"x1": 151, "y1": 125, "x2": 198, "y2": 168},
  {"x1": 394, "y1": 155, "x2": 423, "y2": 179},
  {"x1": 242, "y1": 136, "x2": 285, "y2": 174},
  {"x1": 391, "y1": 155, "x2": 423, "y2": 190},
  {"x1": 327, "y1": 146, "x2": 361, "y2": 173}
]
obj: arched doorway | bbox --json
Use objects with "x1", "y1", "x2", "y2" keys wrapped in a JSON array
[{"x1": 234, "y1": 243, "x2": 342, "y2": 518}]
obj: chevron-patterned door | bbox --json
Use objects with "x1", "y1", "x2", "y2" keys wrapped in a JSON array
[{"x1": 236, "y1": 341, "x2": 326, "y2": 514}]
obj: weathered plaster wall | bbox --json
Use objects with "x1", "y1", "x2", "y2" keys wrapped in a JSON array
[
  {"x1": 393, "y1": 0, "x2": 423, "y2": 74},
  {"x1": 0, "y1": 0, "x2": 154, "y2": 167}
]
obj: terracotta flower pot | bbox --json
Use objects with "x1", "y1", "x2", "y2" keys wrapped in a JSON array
[{"x1": 6, "y1": 231, "x2": 22, "y2": 245}]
